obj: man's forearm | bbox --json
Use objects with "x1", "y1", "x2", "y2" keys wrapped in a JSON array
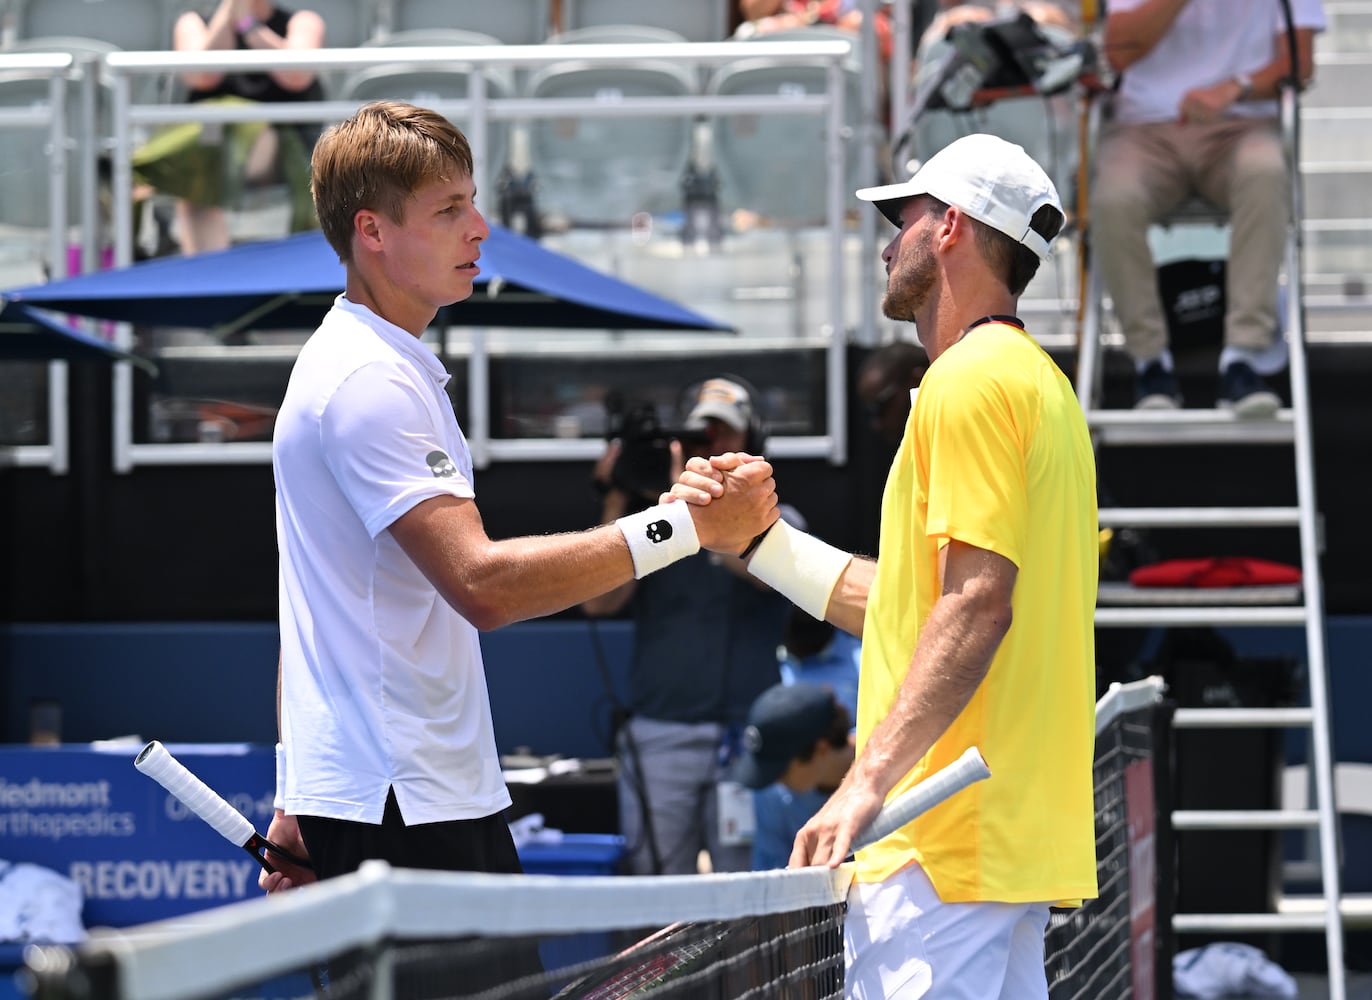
[
  {"x1": 1259, "y1": 27, "x2": 1317, "y2": 94},
  {"x1": 842, "y1": 591, "x2": 1008, "y2": 800}
]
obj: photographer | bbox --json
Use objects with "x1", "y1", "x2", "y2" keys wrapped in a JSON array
[{"x1": 582, "y1": 377, "x2": 806, "y2": 875}]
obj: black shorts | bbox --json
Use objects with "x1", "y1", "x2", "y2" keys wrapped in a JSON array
[
  {"x1": 296, "y1": 786, "x2": 524, "y2": 879},
  {"x1": 297, "y1": 788, "x2": 540, "y2": 990}
]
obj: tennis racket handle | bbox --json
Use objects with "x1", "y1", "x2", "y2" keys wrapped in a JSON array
[
  {"x1": 135, "y1": 740, "x2": 256, "y2": 848},
  {"x1": 851, "y1": 746, "x2": 991, "y2": 853}
]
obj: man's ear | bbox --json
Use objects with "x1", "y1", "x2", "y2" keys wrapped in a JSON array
[
  {"x1": 937, "y1": 205, "x2": 969, "y2": 250},
  {"x1": 353, "y1": 209, "x2": 383, "y2": 252}
]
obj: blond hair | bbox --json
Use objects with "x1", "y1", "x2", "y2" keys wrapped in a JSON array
[{"x1": 311, "y1": 101, "x2": 474, "y2": 263}]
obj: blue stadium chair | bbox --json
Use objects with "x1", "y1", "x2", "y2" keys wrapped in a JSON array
[
  {"x1": 706, "y1": 28, "x2": 863, "y2": 227},
  {"x1": 302, "y1": 0, "x2": 382, "y2": 48},
  {"x1": 559, "y1": 0, "x2": 727, "y2": 42},
  {"x1": 337, "y1": 30, "x2": 513, "y2": 177},
  {"x1": 525, "y1": 26, "x2": 697, "y2": 227},
  {"x1": 381, "y1": 0, "x2": 550, "y2": 44},
  {"x1": 12, "y1": 0, "x2": 171, "y2": 51},
  {"x1": 0, "y1": 70, "x2": 69, "y2": 233},
  {"x1": 0, "y1": 38, "x2": 117, "y2": 233}
]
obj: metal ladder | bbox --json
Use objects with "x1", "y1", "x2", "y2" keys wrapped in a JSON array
[{"x1": 1076, "y1": 87, "x2": 1346, "y2": 1000}]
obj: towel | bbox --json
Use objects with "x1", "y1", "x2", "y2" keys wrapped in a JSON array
[
  {"x1": 1174, "y1": 942, "x2": 1297, "y2": 999},
  {"x1": 0, "y1": 861, "x2": 87, "y2": 945}
]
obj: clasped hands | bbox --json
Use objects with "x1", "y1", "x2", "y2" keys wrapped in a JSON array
[{"x1": 663, "y1": 452, "x2": 779, "y2": 555}]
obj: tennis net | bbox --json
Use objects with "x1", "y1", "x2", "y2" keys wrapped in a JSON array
[
  {"x1": 22, "y1": 863, "x2": 850, "y2": 1000},
  {"x1": 23, "y1": 681, "x2": 1169, "y2": 1000},
  {"x1": 1046, "y1": 676, "x2": 1173, "y2": 1000}
]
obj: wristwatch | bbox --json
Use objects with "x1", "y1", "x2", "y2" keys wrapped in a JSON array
[
  {"x1": 236, "y1": 14, "x2": 259, "y2": 35},
  {"x1": 1233, "y1": 73, "x2": 1254, "y2": 101}
]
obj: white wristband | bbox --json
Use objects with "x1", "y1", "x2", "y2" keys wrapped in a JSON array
[
  {"x1": 615, "y1": 501, "x2": 700, "y2": 579},
  {"x1": 746, "y1": 519, "x2": 851, "y2": 621},
  {"x1": 274, "y1": 742, "x2": 287, "y2": 812}
]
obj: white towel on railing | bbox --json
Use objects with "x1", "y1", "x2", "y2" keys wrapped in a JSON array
[{"x1": 1174, "y1": 942, "x2": 1297, "y2": 999}]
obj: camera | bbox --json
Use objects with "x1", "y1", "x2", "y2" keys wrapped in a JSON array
[{"x1": 604, "y1": 391, "x2": 709, "y2": 505}]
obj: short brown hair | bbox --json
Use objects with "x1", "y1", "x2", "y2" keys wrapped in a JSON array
[
  {"x1": 923, "y1": 197, "x2": 1064, "y2": 296},
  {"x1": 311, "y1": 101, "x2": 475, "y2": 264}
]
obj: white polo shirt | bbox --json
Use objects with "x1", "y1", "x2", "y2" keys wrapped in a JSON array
[
  {"x1": 274, "y1": 296, "x2": 510, "y2": 826},
  {"x1": 1111, "y1": 0, "x2": 1327, "y2": 124}
]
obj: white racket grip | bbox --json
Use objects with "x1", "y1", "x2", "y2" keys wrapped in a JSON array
[
  {"x1": 135, "y1": 741, "x2": 256, "y2": 848},
  {"x1": 851, "y1": 746, "x2": 991, "y2": 853}
]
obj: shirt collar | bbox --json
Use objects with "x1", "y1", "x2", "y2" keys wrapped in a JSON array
[{"x1": 333, "y1": 294, "x2": 451, "y2": 388}]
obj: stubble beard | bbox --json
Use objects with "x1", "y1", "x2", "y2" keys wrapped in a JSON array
[{"x1": 880, "y1": 234, "x2": 938, "y2": 325}]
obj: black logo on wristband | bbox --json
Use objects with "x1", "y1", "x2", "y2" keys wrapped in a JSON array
[{"x1": 645, "y1": 520, "x2": 673, "y2": 544}]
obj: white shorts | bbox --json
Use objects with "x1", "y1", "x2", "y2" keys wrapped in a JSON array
[{"x1": 844, "y1": 863, "x2": 1052, "y2": 1000}]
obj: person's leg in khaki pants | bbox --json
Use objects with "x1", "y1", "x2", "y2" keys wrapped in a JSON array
[
  {"x1": 1091, "y1": 121, "x2": 1197, "y2": 368},
  {"x1": 1193, "y1": 118, "x2": 1289, "y2": 356}
]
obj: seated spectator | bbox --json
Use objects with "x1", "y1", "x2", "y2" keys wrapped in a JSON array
[
  {"x1": 734, "y1": 683, "x2": 855, "y2": 870},
  {"x1": 164, "y1": 0, "x2": 326, "y2": 253},
  {"x1": 1091, "y1": 0, "x2": 1324, "y2": 415},
  {"x1": 856, "y1": 340, "x2": 927, "y2": 448}
]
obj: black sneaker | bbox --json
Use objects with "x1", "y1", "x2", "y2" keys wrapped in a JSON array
[
  {"x1": 1134, "y1": 360, "x2": 1182, "y2": 410},
  {"x1": 1218, "y1": 361, "x2": 1281, "y2": 419}
]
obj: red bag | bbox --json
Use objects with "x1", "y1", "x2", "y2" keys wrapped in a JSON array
[{"x1": 1128, "y1": 557, "x2": 1302, "y2": 589}]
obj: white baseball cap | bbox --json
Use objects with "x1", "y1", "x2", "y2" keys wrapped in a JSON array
[{"x1": 855, "y1": 134, "x2": 1063, "y2": 261}]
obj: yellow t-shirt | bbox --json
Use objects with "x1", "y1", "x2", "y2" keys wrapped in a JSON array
[{"x1": 855, "y1": 322, "x2": 1099, "y2": 905}]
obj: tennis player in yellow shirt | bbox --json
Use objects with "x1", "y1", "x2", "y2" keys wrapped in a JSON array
[{"x1": 672, "y1": 133, "x2": 1099, "y2": 998}]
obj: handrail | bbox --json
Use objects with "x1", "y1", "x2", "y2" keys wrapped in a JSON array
[
  {"x1": 0, "y1": 52, "x2": 74, "y2": 72},
  {"x1": 0, "y1": 51, "x2": 74, "y2": 475},
  {"x1": 104, "y1": 40, "x2": 853, "y2": 74},
  {"x1": 0, "y1": 51, "x2": 72, "y2": 282},
  {"x1": 100, "y1": 39, "x2": 857, "y2": 472}
]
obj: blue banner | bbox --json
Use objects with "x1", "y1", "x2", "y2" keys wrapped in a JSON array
[{"x1": 0, "y1": 743, "x2": 273, "y2": 928}]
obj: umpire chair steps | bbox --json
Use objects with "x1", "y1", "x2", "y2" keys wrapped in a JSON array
[{"x1": 1076, "y1": 87, "x2": 1347, "y2": 1000}]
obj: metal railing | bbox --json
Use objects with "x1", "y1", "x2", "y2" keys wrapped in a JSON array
[
  {"x1": 100, "y1": 40, "x2": 858, "y2": 472},
  {"x1": 0, "y1": 51, "x2": 74, "y2": 474}
]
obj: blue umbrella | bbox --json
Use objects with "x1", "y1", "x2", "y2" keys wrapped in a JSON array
[
  {"x1": 0, "y1": 224, "x2": 732, "y2": 348},
  {"x1": 0, "y1": 301, "x2": 154, "y2": 370}
]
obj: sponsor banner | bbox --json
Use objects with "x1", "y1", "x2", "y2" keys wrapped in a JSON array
[{"x1": 0, "y1": 744, "x2": 272, "y2": 927}]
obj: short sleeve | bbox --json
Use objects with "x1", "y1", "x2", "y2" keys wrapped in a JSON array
[
  {"x1": 320, "y1": 361, "x2": 474, "y2": 538},
  {"x1": 916, "y1": 359, "x2": 1029, "y2": 568},
  {"x1": 1280, "y1": 0, "x2": 1326, "y2": 31}
]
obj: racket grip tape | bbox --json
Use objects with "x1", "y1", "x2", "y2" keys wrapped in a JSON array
[
  {"x1": 850, "y1": 745, "x2": 991, "y2": 853},
  {"x1": 135, "y1": 740, "x2": 257, "y2": 848}
]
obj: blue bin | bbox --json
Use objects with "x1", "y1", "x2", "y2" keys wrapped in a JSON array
[
  {"x1": 519, "y1": 834, "x2": 625, "y2": 877},
  {"x1": 518, "y1": 835, "x2": 625, "y2": 973}
]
